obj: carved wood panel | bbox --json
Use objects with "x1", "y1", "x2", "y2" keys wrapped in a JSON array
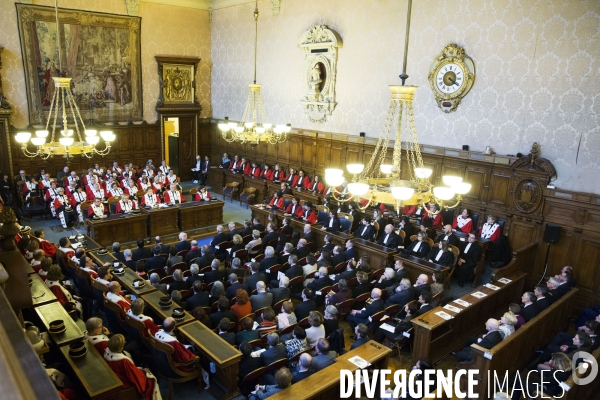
[
  {"x1": 508, "y1": 220, "x2": 540, "y2": 252},
  {"x1": 288, "y1": 136, "x2": 303, "y2": 167},
  {"x1": 463, "y1": 168, "x2": 487, "y2": 202},
  {"x1": 315, "y1": 138, "x2": 331, "y2": 170},
  {"x1": 571, "y1": 235, "x2": 600, "y2": 293},
  {"x1": 330, "y1": 142, "x2": 346, "y2": 168},
  {"x1": 301, "y1": 136, "x2": 317, "y2": 172},
  {"x1": 345, "y1": 143, "x2": 363, "y2": 166},
  {"x1": 488, "y1": 172, "x2": 511, "y2": 206}
]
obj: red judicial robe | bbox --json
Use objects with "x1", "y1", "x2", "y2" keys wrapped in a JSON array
[
  {"x1": 116, "y1": 199, "x2": 138, "y2": 213},
  {"x1": 453, "y1": 215, "x2": 473, "y2": 233},
  {"x1": 154, "y1": 330, "x2": 196, "y2": 371},
  {"x1": 478, "y1": 222, "x2": 501, "y2": 242},
  {"x1": 292, "y1": 175, "x2": 312, "y2": 190},
  {"x1": 37, "y1": 238, "x2": 57, "y2": 258},
  {"x1": 85, "y1": 333, "x2": 109, "y2": 355},
  {"x1": 141, "y1": 193, "x2": 161, "y2": 206},
  {"x1": 248, "y1": 166, "x2": 262, "y2": 178},
  {"x1": 107, "y1": 292, "x2": 132, "y2": 315},
  {"x1": 269, "y1": 196, "x2": 285, "y2": 209},
  {"x1": 285, "y1": 202, "x2": 304, "y2": 218},
  {"x1": 163, "y1": 190, "x2": 185, "y2": 204},
  {"x1": 104, "y1": 350, "x2": 161, "y2": 400},
  {"x1": 422, "y1": 210, "x2": 444, "y2": 229},
  {"x1": 261, "y1": 169, "x2": 274, "y2": 181},
  {"x1": 302, "y1": 209, "x2": 317, "y2": 224},
  {"x1": 127, "y1": 309, "x2": 160, "y2": 336},
  {"x1": 192, "y1": 191, "x2": 212, "y2": 201},
  {"x1": 309, "y1": 181, "x2": 326, "y2": 195}
]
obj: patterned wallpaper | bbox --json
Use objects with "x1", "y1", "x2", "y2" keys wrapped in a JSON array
[
  {"x1": 0, "y1": 0, "x2": 211, "y2": 125},
  {"x1": 210, "y1": 0, "x2": 600, "y2": 194}
]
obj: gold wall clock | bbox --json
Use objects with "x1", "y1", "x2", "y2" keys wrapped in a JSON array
[{"x1": 428, "y1": 44, "x2": 475, "y2": 113}]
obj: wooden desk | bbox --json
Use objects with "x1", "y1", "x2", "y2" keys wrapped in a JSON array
[
  {"x1": 353, "y1": 238, "x2": 398, "y2": 270},
  {"x1": 178, "y1": 321, "x2": 242, "y2": 400},
  {"x1": 207, "y1": 167, "x2": 225, "y2": 194},
  {"x1": 88, "y1": 249, "x2": 117, "y2": 266},
  {"x1": 141, "y1": 290, "x2": 195, "y2": 326},
  {"x1": 30, "y1": 273, "x2": 57, "y2": 307},
  {"x1": 243, "y1": 177, "x2": 268, "y2": 202},
  {"x1": 269, "y1": 340, "x2": 391, "y2": 400},
  {"x1": 112, "y1": 267, "x2": 156, "y2": 297},
  {"x1": 71, "y1": 234, "x2": 101, "y2": 251},
  {"x1": 292, "y1": 188, "x2": 322, "y2": 206},
  {"x1": 59, "y1": 341, "x2": 123, "y2": 400},
  {"x1": 25, "y1": 262, "x2": 35, "y2": 275},
  {"x1": 395, "y1": 253, "x2": 451, "y2": 284},
  {"x1": 411, "y1": 271, "x2": 527, "y2": 364},
  {"x1": 178, "y1": 201, "x2": 224, "y2": 231},
  {"x1": 87, "y1": 213, "x2": 149, "y2": 247},
  {"x1": 35, "y1": 302, "x2": 84, "y2": 347},
  {"x1": 141, "y1": 206, "x2": 180, "y2": 237}
]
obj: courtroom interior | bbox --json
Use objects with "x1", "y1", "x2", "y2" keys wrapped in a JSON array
[{"x1": 0, "y1": 0, "x2": 599, "y2": 399}]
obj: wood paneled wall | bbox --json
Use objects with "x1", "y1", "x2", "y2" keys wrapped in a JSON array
[{"x1": 209, "y1": 122, "x2": 600, "y2": 310}]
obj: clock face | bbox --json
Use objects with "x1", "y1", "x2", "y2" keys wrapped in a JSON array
[{"x1": 435, "y1": 63, "x2": 465, "y2": 94}]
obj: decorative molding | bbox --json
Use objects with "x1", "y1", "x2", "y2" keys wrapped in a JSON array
[
  {"x1": 125, "y1": 0, "x2": 141, "y2": 16},
  {"x1": 19, "y1": 0, "x2": 33, "y2": 3},
  {"x1": 141, "y1": 0, "x2": 282, "y2": 14},
  {"x1": 141, "y1": 0, "x2": 211, "y2": 10},
  {"x1": 511, "y1": 142, "x2": 557, "y2": 178},
  {"x1": 298, "y1": 25, "x2": 342, "y2": 123},
  {"x1": 270, "y1": 0, "x2": 280, "y2": 15}
]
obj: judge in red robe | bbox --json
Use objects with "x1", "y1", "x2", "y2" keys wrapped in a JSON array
[
  {"x1": 267, "y1": 191, "x2": 285, "y2": 210},
  {"x1": 422, "y1": 205, "x2": 444, "y2": 229},
  {"x1": 272, "y1": 165, "x2": 286, "y2": 181},
  {"x1": 163, "y1": 184, "x2": 185, "y2": 204},
  {"x1": 33, "y1": 230, "x2": 57, "y2": 258},
  {"x1": 107, "y1": 282, "x2": 132, "y2": 315},
  {"x1": 248, "y1": 162, "x2": 262, "y2": 178},
  {"x1": 260, "y1": 166, "x2": 274, "y2": 181},
  {"x1": 192, "y1": 187, "x2": 212, "y2": 201},
  {"x1": 45, "y1": 265, "x2": 82, "y2": 314},
  {"x1": 115, "y1": 194, "x2": 138, "y2": 213},
  {"x1": 104, "y1": 335, "x2": 161, "y2": 400},
  {"x1": 84, "y1": 317, "x2": 110, "y2": 355},
  {"x1": 141, "y1": 189, "x2": 161, "y2": 207},
  {"x1": 53, "y1": 188, "x2": 78, "y2": 228},
  {"x1": 284, "y1": 197, "x2": 304, "y2": 218},
  {"x1": 292, "y1": 170, "x2": 312, "y2": 190},
  {"x1": 453, "y1": 208, "x2": 474, "y2": 233},
  {"x1": 301, "y1": 202, "x2": 317, "y2": 224},
  {"x1": 155, "y1": 318, "x2": 197, "y2": 371},
  {"x1": 88, "y1": 198, "x2": 108, "y2": 219},
  {"x1": 228, "y1": 155, "x2": 241, "y2": 171},
  {"x1": 127, "y1": 299, "x2": 160, "y2": 336},
  {"x1": 308, "y1": 176, "x2": 326, "y2": 195},
  {"x1": 478, "y1": 215, "x2": 501, "y2": 242}
]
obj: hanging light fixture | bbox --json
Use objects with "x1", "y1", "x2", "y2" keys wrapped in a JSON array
[
  {"x1": 15, "y1": 0, "x2": 114, "y2": 163},
  {"x1": 218, "y1": 0, "x2": 291, "y2": 144},
  {"x1": 324, "y1": 0, "x2": 470, "y2": 213}
]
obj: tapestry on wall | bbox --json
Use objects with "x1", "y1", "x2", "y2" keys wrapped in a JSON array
[{"x1": 16, "y1": 4, "x2": 143, "y2": 125}]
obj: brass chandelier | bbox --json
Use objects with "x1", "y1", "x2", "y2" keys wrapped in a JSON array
[
  {"x1": 218, "y1": 0, "x2": 290, "y2": 144},
  {"x1": 325, "y1": 0, "x2": 470, "y2": 213},
  {"x1": 15, "y1": 0, "x2": 114, "y2": 162}
]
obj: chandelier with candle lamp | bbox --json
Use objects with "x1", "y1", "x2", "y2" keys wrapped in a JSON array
[
  {"x1": 325, "y1": 0, "x2": 470, "y2": 214},
  {"x1": 218, "y1": 0, "x2": 291, "y2": 145},
  {"x1": 14, "y1": 0, "x2": 114, "y2": 162}
]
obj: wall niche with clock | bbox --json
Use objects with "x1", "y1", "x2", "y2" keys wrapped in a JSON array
[{"x1": 428, "y1": 44, "x2": 476, "y2": 113}]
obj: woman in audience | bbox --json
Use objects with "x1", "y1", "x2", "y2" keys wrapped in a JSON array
[
  {"x1": 276, "y1": 301, "x2": 296, "y2": 331},
  {"x1": 250, "y1": 367, "x2": 292, "y2": 399},
  {"x1": 326, "y1": 279, "x2": 352, "y2": 308},
  {"x1": 192, "y1": 306, "x2": 212, "y2": 329},
  {"x1": 104, "y1": 334, "x2": 161, "y2": 400},
  {"x1": 538, "y1": 332, "x2": 592, "y2": 371},
  {"x1": 236, "y1": 317, "x2": 259, "y2": 345},
  {"x1": 38, "y1": 257, "x2": 52, "y2": 281},
  {"x1": 166, "y1": 246, "x2": 182, "y2": 269},
  {"x1": 374, "y1": 301, "x2": 419, "y2": 343},
  {"x1": 509, "y1": 303, "x2": 525, "y2": 330},
  {"x1": 227, "y1": 234, "x2": 245, "y2": 261},
  {"x1": 45, "y1": 265, "x2": 82, "y2": 315},
  {"x1": 231, "y1": 289, "x2": 252, "y2": 324},
  {"x1": 352, "y1": 271, "x2": 371, "y2": 299},
  {"x1": 268, "y1": 211, "x2": 280, "y2": 228},
  {"x1": 375, "y1": 267, "x2": 395, "y2": 290},
  {"x1": 302, "y1": 254, "x2": 318, "y2": 284},
  {"x1": 284, "y1": 326, "x2": 308, "y2": 359},
  {"x1": 257, "y1": 307, "x2": 277, "y2": 337},
  {"x1": 135, "y1": 261, "x2": 147, "y2": 278},
  {"x1": 323, "y1": 305, "x2": 339, "y2": 337},
  {"x1": 428, "y1": 240, "x2": 454, "y2": 267},
  {"x1": 430, "y1": 271, "x2": 444, "y2": 298},
  {"x1": 536, "y1": 352, "x2": 572, "y2": 397},
  {"x1": 168, "y1": 269, "x2": 189, "y2": 294},
  {"x1": 305, "y1": 311, "x2": 325, "y2": 349},
  {"x1": 24, "y1": 239, "x2": 39, "y2": 262},
  {"x1": 498, "y1": 312, "x2": 517, "y2": 338},
  {"x1": 209, "y1": 281, "x2": 225, "y2": 306},
  {"x1": 317, "y1": 249, "x2": 333, "y2": 269}
]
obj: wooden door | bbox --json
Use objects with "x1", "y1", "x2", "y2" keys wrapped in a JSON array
[{"x1": 176, "y1": 116, "x2": 197, "y2": 181}]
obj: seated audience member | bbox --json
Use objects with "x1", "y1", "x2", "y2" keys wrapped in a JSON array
[
  {"x1": 413, "y1": 274, "x2": 432, "y2": 298},
  {"x1": 245, "y1": 230, "x2": 262, "y2": 251},
  {"x1": 106, "y1": 281, "x2": 132, "y2": 313},
  {"x1": 307, "y1": 266, "x2": 333, "y2": 297},
  {"x1": 238, "y1": 341, "x2": 263, "y2": 385},
  {"x1": 250, "y1": 281, "x2": 273, "y2": 311},
  {"x1": 96, "y1": 266, "x2": 112, "y2": 285},
  {"x1": 171, "y1": 290, "x2": 186, "y2": 310},
  {"x1": 452, "y1": 208, "x2": 474, "y2": 233},
  {"x1": 204, "y1": 259, "x2": 225, "y2": 285},
  {"x1": 250, "y1": 367, "x2": 292, "y2": 399},
  {"x1": 428, "y1": 240, "x2": 454, "y2": 267},
  {"x1": 226, "y1": 273, "x2": 249, "y2": 299},
  {"x1": 271, "y1": 276, "x2": 291, "y2": 306},
  {"x1": 38, "y1": 257, "x2": 52, "y2": 281},
  {"x1": 294, "y1": 288, "x2": 317, "y2": 322},
  {"x1": 404, "y1": 232, "x2": 431, "y2": 258},
  {"x1": 246, "y1": 262, "x2": 267, "y2": 293},
  {"x1": 84, "y1": 317, "x2": 111, "y2": 354},
  {"x1": 257, "y1": 307, "x2": 278, "y2": 337},
  {"x1": 305, "y1": 311, "x2": 326, "y2": 349},
  {"x1": 191, "y1": 306, "x2": 212, "y2": 329},
  {"x1": 509, "y1": 303, "x2": 526, "y2": 330},
  {"x1": 168, "y1": 269, "x2": 190, "y2": 294},
  {"x1": 538, "y1": 327, "x2": 597, "y2": 365},
  {"x1": 347, "y1": 289, "x2": 384, "y2": 331},
  {"x1": 351, "y1": 323, "x2": 370, "y2": 350},
  {"x1": 352, "y1": 271, "x2": 371, "y2": 299},
  {"x1": 210, "y1": 296, "x2": 236, "y2": 327},
  {"x1": 377, "y1": 224, "x2": 401, "y2": 249},
  {"x1": 155, "y1": 317, "x2": 198, "y2": 365},
  {"x1": 385, "y1": 278, "x2": 415, "y2": 308},
  {"x1": 45, "y1": 265, "x2": 83, "y2": 315},
  {"x1": 415, "y1": 291, "x2": 434, "y2": 316},
  {"x1": 186, "y1": 280, "x2": 209, "y2": 311},
  {"x1": 186, "y1": 264, "x2": 203, "y2": 287},
  {"x1": 375, "y1": 301, "x2": 419, "y2": 343},
  {"x1": 276, "y1": 301, "x2": 297, "y2": 331},
  {"x1": 285, "y1": 325, "x2": 308, "y2": 359},
  {"x1": 521, "y1": 291, "x2": 539, "y2": 322},
  {"x1": 478, "y1": 215, "x2": 501, "y2": 243},
  {"x1": 150, "y1": 273, "x2": 168, "y2": 294},
  {"x1": 323, "y1": 305, "x2": 339, "y2": 337},
  {"x1": 104, "y1": 334, "x2": 160, "y2": 400},
  {"x1": 354, "y1": 217, "x2": 376, "y2": 240},
  {"x1": 290, "y1": 353, "x2": 314, "y2": 384},
  {"x1": 218, "y1": 318, "x2": 236, "y2": 346},
  {"x1": 454, "y1": 319, "x2": 503, "y2": 362},
  {"x1": 374, "y1": 267, "x2": 396, "y2": 291},
  {"x1": 127, "y1": 298, "x2": 160, "y2": 336},
  {"x1": 302, "y1": 254, "x2": 318, "y2": 280},
  {"x1": 327, "y1": 279, "x2": 352, "y2": 308},
  {"x1": 435, "y1": 224, "x2": 459, "y2": 247},
  {"x1": 260, "y1": 333, "x2": 287, "y2": 367},
  {"x1": 123, "y1": 249, "x2": 136, "y2": 270},
  {"x1": 145, "y1": 245, "x2": 167, "y2": 270},
  {"x1": 231, "y1": 288, "x2": 252, "y2": 322},
  {"x1": 538, "y1": 333, "x2": 592, "y2": 374},
  {"x1": 210, "y1": 282, "x2": 226, "y2": 305},
  {"x1": 237, "y1": 317, "x2": 260, "y2": 345},
  {"x1": 312, "y1": 338, "x2": 337, "y2": 371},
  {"x1": 498, "y1": 312, "x2": 517, "y2": 338},
  {"x1": 534, "y1": 283, "x2": 551, "y2": 313},
  {"x1": 430, "y1": 271, "x2": 444, "y2": 298},
  {"x1": 394, "y1": 358, "x2": 437, "y2": 399}
]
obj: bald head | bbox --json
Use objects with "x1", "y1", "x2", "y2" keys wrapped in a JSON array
[
  {"x1": 486, "y1": 318, "x2": 499, "y2": 331},
  {"x1": 163, "y1": 317, "x2": 176, "y2": 333},
  {"x1": 299, "y1": 353, "x2": 312, "y2": 369},
  {"x1": 371, "y1": 288, "x2": 382, "y2": 300}
]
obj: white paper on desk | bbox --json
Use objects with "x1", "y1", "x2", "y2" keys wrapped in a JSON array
[
  {"x1": 485, "y1": 283, "x2": 500, "y2": 291},
  {"x1": 348, "y1": 356, "x2": 371, "y2": 369},
  {"x1": 498, "y1": 277, "x2": 512, "y2": 284},
  {"x1": 250, "y1": 348, "x2": 266, "y2": 358},
  {"x1": 329, "y1": 274, "x2": 336, "y2": 280},
  {"x1": 71, "y1": 242, "x2": 81, "y2": 248},
  {"x1": 444, "y1": 304, "x2": 462, "y2": 313},
  {"x1": 277, "y1": 271, "x2": 285, "y2": 280},
  {"x1": 435, "y1": 311, "x2": 453, "y2": 320},
  {"x1": 454, "y1": 299, "x2": 471, "y2": 307},
  {"x1": 471, "y1": 291, "x2": 487, "y2": 299},
  {"x1": 380, "y1": 323, "x2": 396, "y2": 333}
]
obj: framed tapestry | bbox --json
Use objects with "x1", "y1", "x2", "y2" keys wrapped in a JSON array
[{"x1": 16, "y1": 3, "x2": 143, "y2": 125}]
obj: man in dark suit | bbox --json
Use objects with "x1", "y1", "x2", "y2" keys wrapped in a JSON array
[
  {"x1": 270, "y1": 276, "x2": 291, "y2": 305},
  {"x1": 294, "y1": 288, "x2": 317, "y2": 322},
  {"x1": 218, "y1": 318, "x2": 236, "y2": 346},
  {"x1": 534, "y1": 284, "x2": 551, "y2": 313},
  {"x1": 262, "y1": 223, "x2": 279, "y2": 247},
  {"x1": 175, "y1": 232, "x2": 191, "y2": 252},
  {"x1": 294, "y1": 239, "x2": 311, "y2": 260},
  {"x1": 112, "y1": 242, "x2": 126, "y2": 262},
  {"x1": 194, "y1": 245, "x2": 214, "y2": 270},
  {"x1": 320, "y1": 234, "x2": 335, "y2": 253},
  {"x1": 331, "y1": 245, "x2": 346, "y2": 266},
  {"x1": 307, "y1": 267, "x2": 334, "y2": 293},
  {"x1": 203, "y1": 259, "x2": 225, "y2": 285},
  {"x1": 376, "y1": 224, "x2": 401, "y2": 249},
  {"x1": 153, "y1": 236, "x2": 171, "y2": 254},
  {"x1": 281, "y1": 254, "x2": 303, "y2": 283},
  {"x1": 354, "y1": 217, "x2": 376, "y2": 240},
  {"x1": 227, "y1": 222, "x2": 240, "y2": 241},
  {"x1": 238, "y1": 342, "x2": 263, "y2": 383},
  {"x1": 260, "y1": 333, "x2": 287, "y2": 367},
  {"x1": 311, "y1": 338, "x2": 337, "y2": 371},
  {"x1": 210, "y1": 225, "x2": 230, "y2": 254},
  {"x1": 385, "y1": 259, "x2": 409, "y2": 294},
  {"x1": 145, "y1": 245, "x2": 167, "y2": 270},
  {"x1": 240, "y1": 220, "x2": 254, "y2": 238},
  {"x1": 209, "y1": 296, "x2": 236, "y2": 328},
  {"x1": 303, "y1": 224, "x2": 315, "y2": 245},
  {"x1": 199, "y1": 156, "x2": 210, "y2": 186},
  {"x1": 245, "y1": 262, "x2": 266, "y2": 294},
  {"x1": 455, "y1": 319, "x2": 503, "y2": 362},
  {"x1": 249, "y1": 281, "x2": 273, "y2": 311},
  {"x1": 291, "y1": 353, "x2": 315, "y2": 384},
  {"x1": 226, "y1": 273, "x2": 249, "y2": 299},
  {"x1": 403, "y1": 232, "x2": 431, "y2": 258},
  {"x1": 385, "y1": 278, "x2": 415, "y2": 308},
  {"x1": 186, "y1": 280, "x2": 210, "y2": 311},
  {"x1": 260, "y1": 246, "x2": 280, "y2": 276},
  {"x1": 132, "y1": 238, "x2": 152, "y2": 261},
  {"x1": 435, "y1": 224, "x2": 459, "y2": 247},
  {"x1": 414, "y1": 291, "x2": 433, "y2": 316},
  {"x1": 226, "y1": 257, "x2": 247, "y2": 280},
  {"x1": 347, "y1": 288, "x2": 384, "y2": 331},
  {"x1": 350, "y1": 324, "x2": 370, "y2": 350},
  {"x1": 521, "y1": 292, "x2": 539, "y2": 322},
  {"x1": 184, "y1": 240, "x2": 203, "y2": 265},
  {"x1": 352, "y1": 272, "x2": 371, "y2": 298},
  {"x1": 252, "y1": 217, "x2": 265, "y2": 233},
  {"x1": 456, "y1": 233, "x2": 482, "y2": 287},
  {"x1": 321, "y1": 211, "x2": 341, "y2": 233},
  {"x1": 123, "y1": 249, "x2": 136, "y2": 270},
  {"x1": 150, "y1": 273, "x2": 168, "y2": 294},
  {"x1": 413, "y1": 274, "x2": 432, "y2": 299},
  {"x1": 186, "y1": 264, "x2": 204, "y2": 287},
  {"x1": 333, "y1": 263, "x2": 356, "y2": 283},
  {"x1": 344, "y1": 240, "x2": 358, "y2": 262}
]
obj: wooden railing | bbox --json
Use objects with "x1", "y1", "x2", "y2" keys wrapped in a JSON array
[{"x1": 490, "y1": 241, "x2": 539, "y2": 282}]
